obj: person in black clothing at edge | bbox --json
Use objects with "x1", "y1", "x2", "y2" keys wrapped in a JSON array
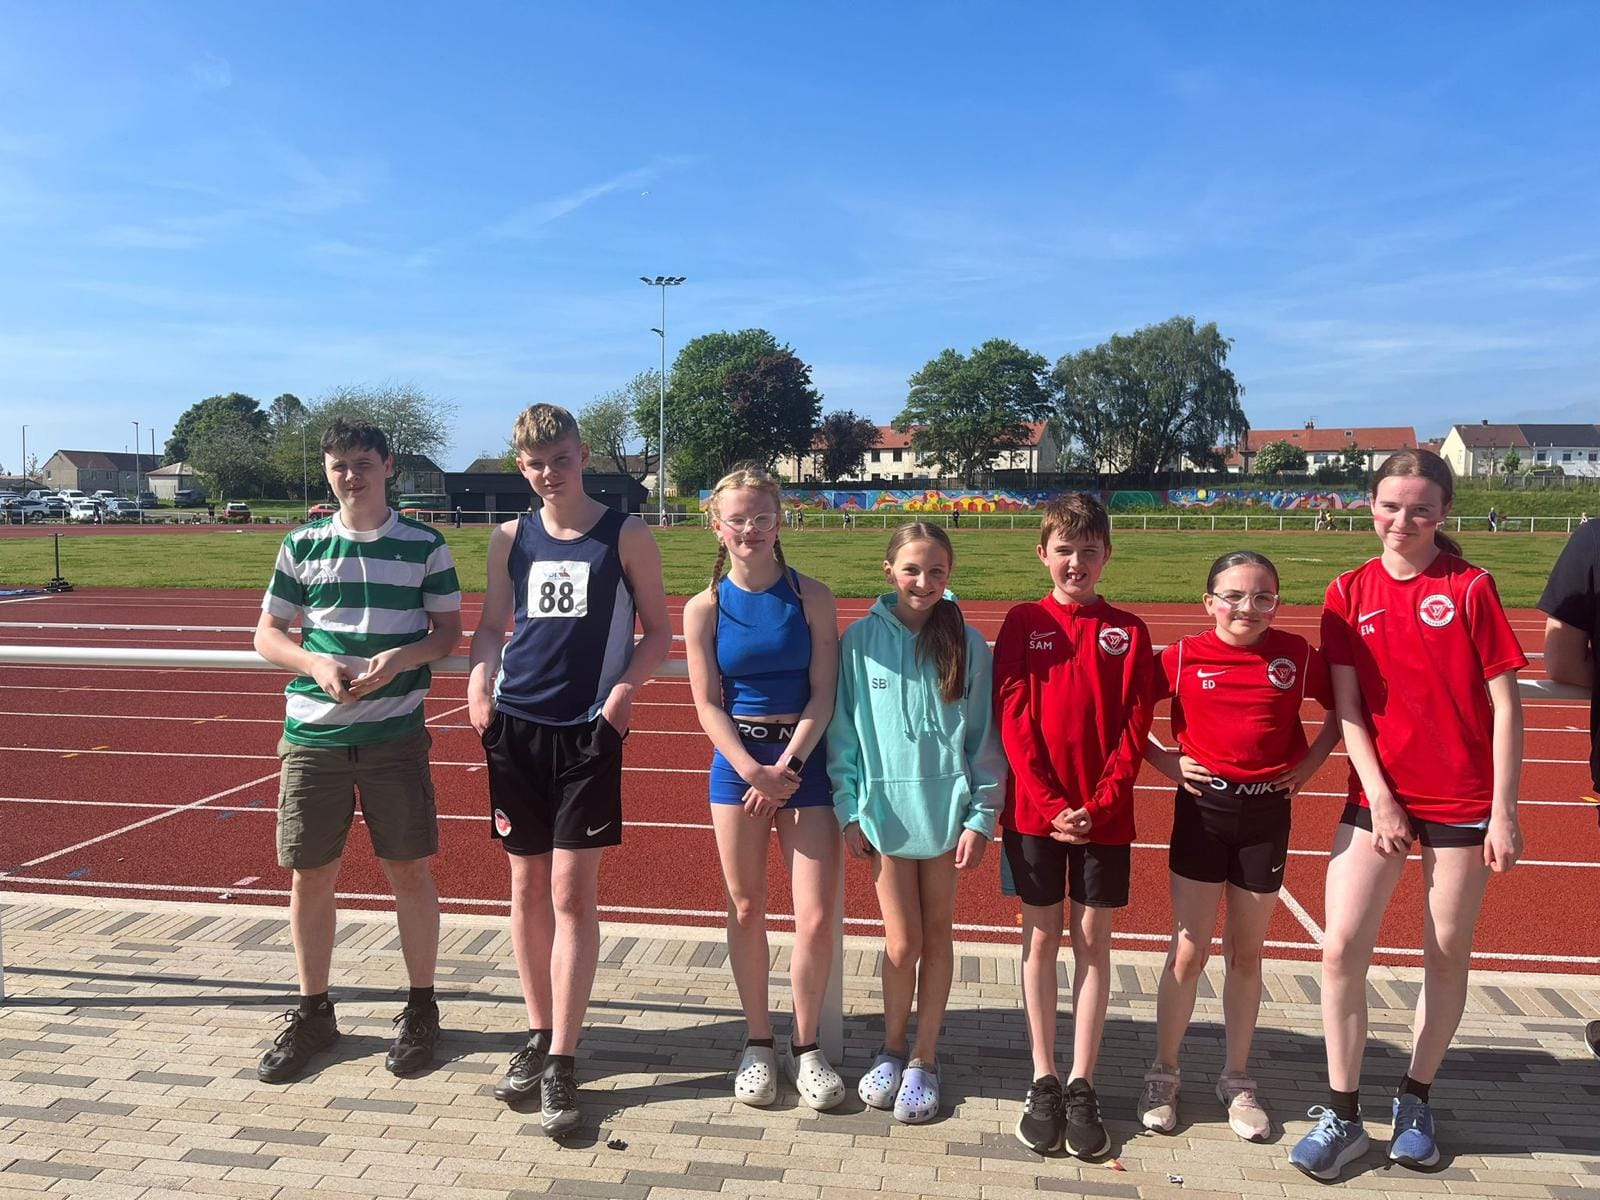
[{"x1": 1537, "y1": 516, "x2": 1600, "y2": 1058}]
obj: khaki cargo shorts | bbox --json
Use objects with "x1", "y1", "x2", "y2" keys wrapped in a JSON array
[{"x1": 275, "y1": 727, "x2": 438, "y2": 869}]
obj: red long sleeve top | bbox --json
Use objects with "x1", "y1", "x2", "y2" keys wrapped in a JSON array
[{"x1": 994, "y1": 594, "x2": 1154, "y2": 845}]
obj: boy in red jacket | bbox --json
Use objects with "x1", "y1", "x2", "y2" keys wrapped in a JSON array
[{"x1": 994, "y1": 493, "x2": 1154, "y2": 1159}]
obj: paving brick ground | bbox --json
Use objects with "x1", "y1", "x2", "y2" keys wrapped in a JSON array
[{"x1": 2, "y1": 892, "x2": 1597, "y2": 1199}]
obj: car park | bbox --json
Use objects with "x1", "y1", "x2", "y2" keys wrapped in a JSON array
[
  {"x1": 91, "y1": 490, "x2": 117, "y2": 504},
  {"x1": 173, "y1": 488, "x2": 206, "y2": 507},
  {"x1": 67, "y1": 499, "x2": 101, "y2": 523},
  {"x1": 104, "y1": 498, "x2": 141, "y2": 522},
  {"x1": 221, "y1": 501, "x2": 252, "y2": 523},
  {"x1": 136, "y1": 492, "x2": 159, "y2": 509},
  {"x1": 5, "y1": 498, "x2": 49, "y2": 523}
]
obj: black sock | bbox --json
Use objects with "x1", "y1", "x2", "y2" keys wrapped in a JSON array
[
  {"x1": 408, "y1": 986, "x2": 436, "y2": 1008},
  {"x1": 1400, "y1": 1074, "x2": 1431, "y2": 1103},
  {"x1": 790, "y1": 1040, "x2": 819, "y2": 1056},
  {"x1": 746, "y1": 1036, "x2": 774, "y2": 1048},
  {"x1": 1329, "y1": 1088, "x2": 1360, "y2": 1122},
  {"x1": 545, "y1": 1053, "x2": 575, "y2": 1074},
  {"x1": 298, "y1": 992, "x2": 331, "y2": 1016}
]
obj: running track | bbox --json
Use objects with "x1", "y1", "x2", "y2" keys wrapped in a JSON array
[{"x1": 1, "y1": 587, "x2": 1596, "y2": 973}]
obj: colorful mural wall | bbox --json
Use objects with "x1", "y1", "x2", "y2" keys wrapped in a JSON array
[{"x1": 699, "y1": 486, "x2": 1370, "y2": 512}]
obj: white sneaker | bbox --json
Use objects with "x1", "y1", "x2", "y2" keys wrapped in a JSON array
[
  {"x1": 732, "y1": 1042, "x2": 777, "y2": 1107},
  {"x1": 783, "y1": 1042, "x2": 845, "y2": 1111}
]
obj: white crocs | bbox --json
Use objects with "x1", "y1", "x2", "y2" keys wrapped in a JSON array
[
  {"x1": 733, "y1": 1042, "x2": 778, "y2": 1107},
  {"x1": 783, "y1": 1042, "x2": 845, "y2": 1111},
  {"x1": 858, "y1": 1049, "x2": 907, "y2": 1110},
  {"x1": 894, "y1": 1060, "x2": 940, "y2": 1124}
]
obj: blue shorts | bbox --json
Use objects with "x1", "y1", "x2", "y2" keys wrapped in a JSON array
[{"x1": 710, "y1": 735, "x2": 833, "y2": 809}]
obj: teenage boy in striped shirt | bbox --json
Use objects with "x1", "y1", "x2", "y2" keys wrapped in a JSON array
[{"x1": 252, "y1": 417, "x2": 462, "y2": 1083}]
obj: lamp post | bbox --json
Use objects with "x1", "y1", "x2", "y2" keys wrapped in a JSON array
[
  {"x1": 301, "y1": 424, "x2": 309, "y2": 517},
  {"x1": 640, "y1": 275, "x2": 685, "y2": 526},
  {"x1": 19, "y1": 425, "x2": 26, "y2": 487},
  {"x1": 132, "y1": 420, "x2": 140, "y2": 498}
]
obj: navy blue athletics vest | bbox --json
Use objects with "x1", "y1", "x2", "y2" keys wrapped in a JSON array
[{"x1": 496, "y1": 507, "x2": 636, "y2": 725}]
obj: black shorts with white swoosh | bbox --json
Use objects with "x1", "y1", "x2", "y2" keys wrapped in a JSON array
[
  {"x1": 482, "y1": 710, "x2": 625, "y2": 855},
  {"x1": 1168, "y1": 780, "x2": 1292, "y2": 893}
]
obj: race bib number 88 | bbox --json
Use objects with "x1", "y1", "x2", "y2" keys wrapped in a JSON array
[{"x1": 528, "y1": 561, "x2": 589, "y2": 618}]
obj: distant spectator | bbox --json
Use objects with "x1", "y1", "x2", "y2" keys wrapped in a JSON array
[
  {"x1": 207, "y1": 503, "x2": 215, "y2": 522},
  {"x1": 1487, "y1": 505, "x2": 1500, "y2": 533},
  {"x1": 951, "y1": 509, "x2": 961, "y2": 529},
  {"x1": 453, "y1": 506, "x2": 463, "y2": 529}
]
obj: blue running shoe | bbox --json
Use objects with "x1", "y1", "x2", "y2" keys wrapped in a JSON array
[
  {"x1": 1389, "y1": 1093, "x2": 1440, "y2": 1167},
  {"x1": 1289, "y1": 1106, "x2": 1370, "y2": 1180}
]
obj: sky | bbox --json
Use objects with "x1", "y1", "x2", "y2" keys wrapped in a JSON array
[{"x1": 1, "y1": 2, "x2": 1597, "y2": 472}]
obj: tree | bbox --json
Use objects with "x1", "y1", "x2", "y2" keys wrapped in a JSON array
[
  {"x1": 1502, "y1": 450, "x2": 1522, "y2": 476},
  {"x1": 614, "y1": 370, "x2": 662, "y2": 481},
  {"x1": 816, "y1": 410, "x2": 881, "y2": 481},
  {"x1": 267, "y1": 393, "x2": 307, "y2": 435},
  {"x1": 1253, "y1": 439, "x2": 1307, "y2": 475},
  {"x1": 894, "y1": 339, "x2": 1050, "y2": 485},
  {"x1": 312, "y1": 383, "x2": 456, "y2": 472},
  {"x1": 189, "y1": 410, "x2": 268, "y2": 501},
  {"x1": 663, "y1": 331, "x2": 822, "y2": 488},
  {"x1": 1050, "y1": 316, "x2": 1246, "y2": 475},
  {"x1": 579, "y1": 391, "x2": 637, "y2": 475},
  {"x1": 165, "y1": 393, "x2": 266, "y2": 463}
]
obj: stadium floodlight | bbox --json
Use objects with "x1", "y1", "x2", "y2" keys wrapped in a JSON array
[{"x1": 640, "y1": 274, "x2": 686, "y2": 526}]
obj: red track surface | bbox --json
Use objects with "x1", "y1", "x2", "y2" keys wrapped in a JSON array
[{"x1": 1, "y1": 587, "x2": 1595, "y2": 973}]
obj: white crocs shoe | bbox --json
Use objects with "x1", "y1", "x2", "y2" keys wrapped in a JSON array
[
  {"x1": 783, "y1": 1042, "x2": 845, "y2": 1111},
  {"x1": 733, "y1": 1042, "x2": 778, "y2": 1107},
  {"x1": 893, "y1": 1060, "x2": 940, "y2": 1124},
  {"x1": 858, "y1": 1049, "x2": 907, "y2": 1110}
]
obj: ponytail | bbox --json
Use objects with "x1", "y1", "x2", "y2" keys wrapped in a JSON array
[{"x1": 885, "y1": 521, "x2": 967, "y2": 703}]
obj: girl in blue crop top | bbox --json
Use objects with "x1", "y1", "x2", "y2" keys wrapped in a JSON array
[{"x1": 683, "y1": 467, "x2": 843, "y2": 1112}]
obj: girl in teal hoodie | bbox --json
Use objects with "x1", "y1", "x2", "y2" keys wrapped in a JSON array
[{"x1": 829, "y1": 522, "x2": 1007, "y2": 1124}]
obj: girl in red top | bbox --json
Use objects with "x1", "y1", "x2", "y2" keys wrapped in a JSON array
[
  {"x1": 1290, "y1": 450, "x2": 1526, "y2": 1182},
  {"x1": 1140, "y1": 551, "x2": 1339, "y2": 1143}
]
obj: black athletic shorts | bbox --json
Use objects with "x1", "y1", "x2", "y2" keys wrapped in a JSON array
[
  {"x1": 1169, "y1": 781, "x2": 1292, "y2": 893},
  {"x1": 1340, "y1": 802, "x2": 1487, "y2": 848},
  {"x1": 482, "y1": 710, "x2": 625, "y2": 856},
  {"x1": 1001, "y1": 828, "x2": 1131, "y2": 909}
]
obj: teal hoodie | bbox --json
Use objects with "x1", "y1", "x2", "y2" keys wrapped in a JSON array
[{"x1": 827, "y1": 594, "x2": 1007, "y2": 859}]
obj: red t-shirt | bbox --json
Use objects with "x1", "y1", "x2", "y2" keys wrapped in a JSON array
[
  {"x1": 1321, "y1": 554, "x2": 1527, "y2": 824},
  {"x1": 994, "y1": 594, "x2": 1154, "y2": 845},
  {"x1": 1153, "y1": 628, "x2": 1333, "y2": 784}
]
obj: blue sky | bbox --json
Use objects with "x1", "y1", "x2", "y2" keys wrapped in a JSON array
[{"x1": 2, "y1": 2, "x2": 1596, "y2": 472}]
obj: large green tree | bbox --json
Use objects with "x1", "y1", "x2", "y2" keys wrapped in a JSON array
[
  {"x1": 1050, "y1": 316, "x2": 1246, "y2": 475},
  {"x1": 164, "y1": 393, "x2": 267, "y2": 464},
  {"x1": 188, "y1": 410, "x2": 269, "y2": 501},
  {"x1": 816, "y1": 410, "x2": 880, "y2": 480},
  {"x1": 663, "y1": 330, "x2": 822, "y2": 488},
  {"x1": 580, "y1": 388, "x2": 639, "y2": 475},
  {"x1": 894, "y1": 339, "x2": 1050, "y2": 485}
]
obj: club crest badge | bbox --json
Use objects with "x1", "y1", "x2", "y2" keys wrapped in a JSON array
[
  {"x1": 1267, "y1": 657, "x2": 1298, "y2": 690},
  {"x1": 1419, "y1": 594, "x2": 1456, "y2": 628},
  {"x1": 1097, "y1": 627, "x2": 1131, "y2": 656}
]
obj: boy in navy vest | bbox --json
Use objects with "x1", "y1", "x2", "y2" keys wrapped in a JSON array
[{"x1": 469, "y1": 403, "x2": 671, "y2": 1135}]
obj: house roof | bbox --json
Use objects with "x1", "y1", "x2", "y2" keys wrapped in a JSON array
[
  {"x1": 1519, "y1": 423, "x2": 1600, "y2": 448},
  {"x1": 147, "y1": 462, "x2": 196, "y2": 477},
  {"x1": 1223, "y1": 426, "x2": 1419, "y2": 466},
  {"x1": 874, "y1": 421, "x2": 1048, "y2": 452},
  {"x1": 394, "y1": 453, "x2": 444, "y2": 472},
  {"x1": 463, "y1": 455, "x2": 513, "y2": 474},
  {"x1": 1449, "y1": 423, "x2": 1532, "y2": 450},
  {"x1": 49, "y1": 450, "x2": 146, "y2": 471}
]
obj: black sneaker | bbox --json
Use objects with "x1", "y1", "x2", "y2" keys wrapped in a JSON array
[
  {"x1": 539, "y1": 1058, "x2": 581, "y2": 1137},
  {"x1": 1586, "y1": 1020, "x2": 1600, "y2": 1060},
  {"x1": 493, "y1": 1032, "x2": 551, "y2": 1104},
  {"x1": 1015, "y1": 1074, "x2": 1065, "y2": 1153},
  {"x1": 1063, "y1": 1077, "x2": 1111, "y2": 1159},
  {"x1": 385, "y1": 1003, "x2": 440, "y2": 1076},
  {"x1": 257, "y1": 1008, "x2": 339, "y2": 1083}
]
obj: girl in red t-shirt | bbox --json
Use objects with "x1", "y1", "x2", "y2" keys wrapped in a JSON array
[
  {"x1": 1290, "y1": 450, "x2": 1526, "y2": 1182},
  {"x1": 1139, "y1": 550, "x2": 1339, "y2": 1142}
]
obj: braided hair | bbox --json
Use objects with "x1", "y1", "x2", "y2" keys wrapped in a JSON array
[{"x1": 705, "y1": 465, "x2": 789, "y2": 608}]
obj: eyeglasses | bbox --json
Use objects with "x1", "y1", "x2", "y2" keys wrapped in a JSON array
[
  {"x1": 1209, "y1": 591, "x2": 1280, "y2": 613},
  {"x1": 720, "y1": 513, "x2": 778, "y2": 532}
]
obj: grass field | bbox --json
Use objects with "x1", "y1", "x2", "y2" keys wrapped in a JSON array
[{"x1": 0, "y1": 523, "x2": 1572, "y2": 605}]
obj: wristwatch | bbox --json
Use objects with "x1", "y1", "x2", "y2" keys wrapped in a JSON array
[{"x1": 782, "y1": 754, "x2": 805, "y2": 774}]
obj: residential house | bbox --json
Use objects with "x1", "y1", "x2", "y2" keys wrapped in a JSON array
[
  {"x1": 1441, "y1": 422, "x2": 1600, "y2": 477},
  {"x1": 145, "y1": 462, "x2": 203, "y2": 501},
  {"x1": 39, "y1": 450, "x2": 152, "y2": 496},
  {"x1": 1221, "y1": 423, "x2": 1421, "y2": 475},
  {"x1": 777, "y1": 422, "x2": 1058, "y2": 484}
]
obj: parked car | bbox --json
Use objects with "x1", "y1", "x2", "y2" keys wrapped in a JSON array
[
  {"x1": 306, "y1": 502, "x2": 337, "y2": 519},
  {"x1": 67, "y1": 499, "x2": 101, "y2": 523},
  {"x1": 136, "y1": 491, "x2": 159, "y2": 509},
  {"x1": 57, "y1": 488, "x2": 89, "y2": 505},
  {"x1": 5, "y1": 497, "x2": 48, "y2": 523},
  {"x1": 173, "y1": 488, "x2": 206, "y2": 508},
  {"x1": 91, "y1": 490, "x2": 117, "y2": 503},
  {"x1": 104, "y1": 498, "x2": 141, "y2": 522},
  {"x1": 221, "y1": 501, "x2": 252, "y2": 523},
  {"x1": 37, "y1": 494, "x2": 66, "y2": 517}
]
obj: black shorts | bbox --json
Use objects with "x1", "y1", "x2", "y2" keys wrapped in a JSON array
[
  {"x1": 482, "y1": 710, "x2": 625, "y2": 856},
  {"x1": 1001, "y1": 828, "x2": 1131, "y2": 909},
  {"x1": 1169, "y1": 782, "x2": 1292, "y2": 893},
  {"x1": 1340, "y1": 802, "x2": 1487, "y2": 848}
]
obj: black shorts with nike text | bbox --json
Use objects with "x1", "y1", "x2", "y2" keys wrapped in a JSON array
[
  {"x1": 482, "y1": 710, "x2": 625, "y2": 856},
  {"x1": 1168, "y1": 779, "x2": 1292, "y2": 894}
]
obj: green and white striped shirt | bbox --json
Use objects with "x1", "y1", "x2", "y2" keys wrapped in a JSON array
[{"x1": 262, "y1": 510, "x2": 461, "y2": 747}]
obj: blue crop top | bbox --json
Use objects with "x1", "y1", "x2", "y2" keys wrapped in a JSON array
[{"x1": 717, "y1": 570, "x2": 812, "y2": 715}]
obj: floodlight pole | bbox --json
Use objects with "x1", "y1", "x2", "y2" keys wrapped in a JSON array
[
  {"x1": 132, "y1": 420, "x2": 140, "y2": 497},
  {"x1": 640, "y1": 275, "x2": 685, "y2": 526}
]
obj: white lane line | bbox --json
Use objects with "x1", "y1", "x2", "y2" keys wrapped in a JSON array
[
  {"x1": 4, "y1": 876, "x2": 1596, "y2": 965},
  {"x1": 1277, "y1": 885, "x2": 1325, "y2": 945},
  {"x1": 0, "y1": 594, "x2": 57, "y2": 606}
]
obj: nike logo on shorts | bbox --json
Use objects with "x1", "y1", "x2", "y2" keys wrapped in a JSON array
[
  {"x1": 586, "y1": 822, "x2": 612, "y2": 838},
  {"x1": 1271, "y1": 863, "x2": 1284, "y2": 873}
]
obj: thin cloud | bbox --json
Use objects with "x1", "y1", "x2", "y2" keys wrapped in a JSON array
[
  {"x1": 490, "y1": 157, "x2": 697, "y2": 239},
  {"x1": 190, "y1": 55, "x2": 233, "y2": 93}
]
